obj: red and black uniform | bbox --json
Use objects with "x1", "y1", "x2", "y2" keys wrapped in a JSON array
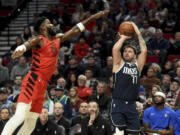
[{"x1": 18, "y1": 35, "x2": 60, "y2": 113}]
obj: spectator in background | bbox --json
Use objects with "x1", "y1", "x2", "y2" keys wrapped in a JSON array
[
  {"x1": 80, "y1": 47, "x2": 101, "y2": 68},
  {"x1": 71, "y1": 4, "x2": 84, "y2": 25},
  {"x1": 161, "y1": 74, "x2": 171, "y2": 93},
  {"x1": 0, "y1": 87, "x2": 13, "y2": 115},
  {"x1": 143, "y1": 92, "x2": 175, "y2": 135},
  {"x1": 162, "y1": 61, "x2": 173, "y2": 75},
  {"x1": 166, "y1": 79, "x2": 180, "y2": 110},
  {"x1": 51, "y1": 102, "x2": 70, "y2": 135},
  {"x1": 0, "y1": 57, "x2": 9, "y2": 85},
  {"x1": 43, "y1": 91, "x2": 54, "y2": 115},
  {"x1": 175, "y1": 67, "x2": 180, "y2": 82},
  {"x1": 145, "y1": 84, "x2": 163, "y2": 108},
  {"x1": 148, "y1": 28, "x2": 170, "y2": 66},
  {"x1": 71, "y1": 102, "x2": 88, "y2": 127},
  {"x1": 74, "y1": 36, "x2": 90, "y2": 62},
  {"x1": 69, "y1": 87, "x2": 83, "y2": 116},
  {"x1": 12, "y1": 75, "x2": 22, "y2": 96},
  {"x1": 10, "y1": 56, "x2": 29, "y2": 80},
  {"x1": 82, "y1": 55, "x2": 101, "y2": 78},
  {"x1": 141, "y1": 67, "x2": 161, "y2": 96},
  {"x1": 169, "y1": 32, "x2": 180, "y2": 54},
  {"x1": 32, "y1": 107, "x2": 62, "y2": 135},
  {"x1": 66, "y1": 73, "x2": 78, "y2": 90},
  {"x1": 85, "y1": 68, "x2": 98, "y2": 96},
  {"x1": 0, "y1": 108, "x2": 10, "y2": 134},
  {"x1": 87, "y1": 81, "x2": 111, "y2": 118},
  {"x1": 56, "y1": 77, "x2": 68, "y2": 94},
  {"x1": 48, "y1": 85, "x2": 56, "y2": 101},
  {"x1": 54, "y1": 85, "x2": 72, "y2": 119},
  {"x1": 76, "y1": 74, "x2": 92, "y2": 102},
  {"x1": 81, "y1": 101, "x2": 112, "y2": 135},
  {"x1": 64, "y1": 55, "x2": 82, "y2": 79},
  {"x1": 100, "y1": 56, "x2": 113, "y2": 81},
  {"x1": 21, "y1": 26, "x2": 32, "y2": 42}
]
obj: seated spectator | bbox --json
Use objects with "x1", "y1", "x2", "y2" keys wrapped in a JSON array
[
  {"x1": 143, "y1": 92, "x2": 175, "y2": 135},
  {"x1": 175, "y1": 67, "x2": 180, "y2": 82},
  {"x1": 21, "y1": 26, "x2": 32, "y2": 42},
  {"x1": 69, "y1": 87, "x2": 83, "y2": 116},
  {"x1": 82, "y1": 55, "x2": 101, "y2": 78},
  {"x1": 56, "y1": 77, "x2": 68, "y2": 94},
  {"x1": 50, "y1": 102, "x2": 70, "y2": 135},
  {"x1": 138, "y1": 85, "x2": 146, "y2": 103},
  {"x1": 71, "y1": 102, "x2": 88, "y2": 127},
  {"x1": 64, "y1": 55, "x2": 82, "y2": 78},
  {"x1": 0, "y1": 57, "x2": 9, "y2": 85},
  {"x1": 43, "y1": 91, "x2": 54, "y2": 115},
  {"x1": 161, "y1": 74, "x2": 171, "y2": 93},
  {"x1": 162, "y1": 61, "x2": 173, "y2": 75},
  {"x1": 81, "y1": 101, "x2": 112, "y2": 135},
  {"x1": 54, "y1": 85, "x2": 72, "y2": 118},
  {"x1": 12, "y1": 75, "x2": 23, "y2": 96},
  {"x1": 85, "y1": 68, "x2": 98, "y2": 96},
  {"x1": 169, "y1": 32, "x2": 180, "y2": 55},
  {"x1": 0, "y1": 108, "x2": 10, "y2": 134},
  {"x1": 32, "y1": 107, "x2": 63, "y2": 135},
  {"x1": 145, "y1": 84, "x2": 163, "y2": 108},
  {"x1": 166, "y1": 79, "x2": 180, "y2": 111},
  {"x1": 76, "y1": 75, "x2": 92, "y2": 102},
  {"x1": 48, "y1": 85, "x2": 56, "y2": 101},
  {"x1": 0, "y1": 87, "x2": 13, "y2": 115},
  {"x1": 87, "y1": 81, "x2": 111, "y2": 118},
  {"x1": 141, "y1": 67, "x2": 161, "y2": 96},
  {"x1": 100, "y1": 56, "x2": 113, "y2": 82},
  {"x1": 74, "y1": 37, "x2": 90, "y2": 62},
  {"x1": 174, "y1": 109, "x2": 180, "y2": 135},
  {"x1": 10, "y1": 56, "x2": 29, "y2": 80},
  {"x1": 148, "y1": 29, "x2": 170, "y2": 66},
  {"x1": 66, "y1": 73, "x2": 78, "y2": 90}
]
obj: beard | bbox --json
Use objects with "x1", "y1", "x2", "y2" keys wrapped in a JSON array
[{"x1": 48, "y1": 28, "x2": 57, "y2": 37}]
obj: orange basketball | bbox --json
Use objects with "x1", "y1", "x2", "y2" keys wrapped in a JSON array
[{"x1": 119, "y1": 22, "x2": 135, "y2": 37}]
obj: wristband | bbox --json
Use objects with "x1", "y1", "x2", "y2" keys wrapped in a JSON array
[
  {"x1": 77, "y1": 22, "x2": 85, "y2": 32},
  {"x1": 15, "y1": 44, "x2": 26, "y2": 52}
]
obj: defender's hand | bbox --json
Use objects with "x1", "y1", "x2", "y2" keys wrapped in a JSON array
[
  {"x1": 91, "y1": 10, "x2": 109, "y2": 20},
  {"x1": 11, "y1": 45, "x2": 26, "y2": 59}
]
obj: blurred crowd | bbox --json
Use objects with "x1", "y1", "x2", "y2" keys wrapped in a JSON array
[{"x1": 0, "y1": 0, "x2": 180, "y2": 135}]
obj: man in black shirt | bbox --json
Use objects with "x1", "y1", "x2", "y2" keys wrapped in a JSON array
[
  {"x1": 81, "y1": 101, "x2": 112, "y2": 135},
  {"x1": 32, "y1": 107, "x2": 62, "y2": 135}
]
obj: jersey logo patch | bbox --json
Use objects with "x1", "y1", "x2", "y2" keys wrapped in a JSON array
[{"x1": 50, "y1": 45, "x2": 58, "y2": 57}]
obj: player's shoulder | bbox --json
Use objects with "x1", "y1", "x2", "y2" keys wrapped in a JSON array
[{"x1": 144, "y1": 106, "x2": 154, "y2": 113}]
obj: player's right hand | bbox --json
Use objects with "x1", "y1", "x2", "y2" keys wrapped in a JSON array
[{"x1": 11, "y1": 45, "x2": 26, "y2": 59}]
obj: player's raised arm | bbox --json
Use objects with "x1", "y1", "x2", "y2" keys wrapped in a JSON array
[
  {"x1": 56, "y1": 10, "x2": 109, "y2": 42},
  {"x1": 11, "y1": 36, "x2": 42, "y2": 59},
  {"x1": 131, "y1": 22, "x2": 147, "y2": 73},
  {"x1": 112, "y1": 34, "x2": 130, "y2": 73}
]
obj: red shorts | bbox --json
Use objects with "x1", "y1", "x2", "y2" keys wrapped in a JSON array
[{"x1": 18, "y1": 71, "x2": 48, "y2": 113}]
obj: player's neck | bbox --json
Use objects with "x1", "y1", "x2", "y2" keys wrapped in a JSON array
[
  {"x1": 155, "y1": 104, "x2": 165, "y2": 110},
  {"x1": 41, "y1": 31, "x2": 54, "y2": 40}
]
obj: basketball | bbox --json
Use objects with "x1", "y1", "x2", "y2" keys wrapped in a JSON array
[{"x1": 119, "y1": 22, "x2": 135, "y2": 37}]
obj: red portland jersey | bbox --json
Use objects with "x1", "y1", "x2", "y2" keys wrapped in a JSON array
[{"x1": 31, "y1": 35, "x2": 60, "y2": 81}]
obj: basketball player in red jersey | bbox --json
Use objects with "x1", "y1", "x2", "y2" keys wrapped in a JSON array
[{"x1": 1, "y1": 10, "x2": 109, "y2": 135}]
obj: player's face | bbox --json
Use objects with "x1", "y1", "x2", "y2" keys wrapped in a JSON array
[
  {"x1": 43, "y1": 19, "x2": 56, "y2": 36},
  {"x1": 123, "y1": 47, "x2": 136, "y2": 62}
]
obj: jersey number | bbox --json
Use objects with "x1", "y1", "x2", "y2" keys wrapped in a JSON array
[{"x1": 131, "y1": 75, "x2": 138, "y2": 84}]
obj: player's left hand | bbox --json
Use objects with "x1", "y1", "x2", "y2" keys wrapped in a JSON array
[{"x1": 91, "y1": 10, "x2": 110, "y2": 20}]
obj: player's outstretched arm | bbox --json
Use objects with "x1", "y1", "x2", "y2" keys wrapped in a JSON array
[
  {"x1": 11, "y1": 36, "x2": 42, "y2": 59},
  {"x1": 112, "y1": 34, "x2": 130, "y2": 73},
  {"x1": 131, "y1": 22, "x2": 147, "y2": 73},
  {"x1": 56, "y1": 10, "x2": 109, "y2": 42}
]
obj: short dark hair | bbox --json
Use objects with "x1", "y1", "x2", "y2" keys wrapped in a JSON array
[
  {"x1": 34, "y1": 16, "x2": 47, "y2": 34},
  {"x1": 123, "y1": 45, "x2": 137, "y2": 55}
]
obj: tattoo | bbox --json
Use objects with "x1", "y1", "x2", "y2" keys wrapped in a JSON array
[{"x1": 138, "y1": 34, "x2": 147, "y2": 50}]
